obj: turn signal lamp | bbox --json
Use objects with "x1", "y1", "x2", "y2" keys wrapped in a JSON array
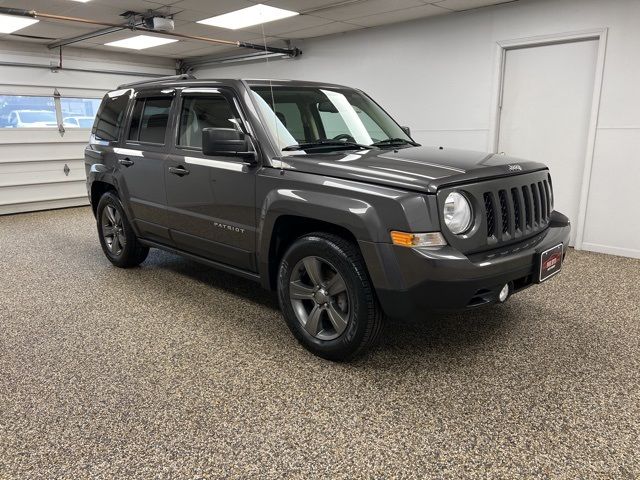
[{"x1": 390, "y1": 231, "x2": 446, "y2": 248}]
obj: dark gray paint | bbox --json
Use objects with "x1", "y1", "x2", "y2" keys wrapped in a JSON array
[{"x1": 85, "y1": 78, "x2": 570, "y2": 317}]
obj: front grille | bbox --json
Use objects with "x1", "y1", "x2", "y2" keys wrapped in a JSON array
[
  {"x1": 483, "y1": 177, "x2": 553, "y2": 243},
  {"x1": 437, "y1": 170, "x2": 554, "y2": 254}
]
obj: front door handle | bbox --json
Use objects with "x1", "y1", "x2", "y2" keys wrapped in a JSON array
[
  {"x1": 168, "y1": 165, "x2": 190, "y2": 176},
  {"x1": 118, "y1": 158, "x2": 134, "y2": 167}
]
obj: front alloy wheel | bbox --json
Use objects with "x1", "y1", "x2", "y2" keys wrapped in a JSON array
[
  {"x1": 278, "y1": 233, "x2": 384, "y2": 361},
  {"x1": 289, "y1": 256, "x2": 349, "y2": 341}
]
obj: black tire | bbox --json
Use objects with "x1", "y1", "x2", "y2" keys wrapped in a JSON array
[
  {"x1": 96, "y1": 191, "x2": 149, "y2": 268},
  {"x1": 277, "y1": 232, "x2": 384, "y2": 361}
]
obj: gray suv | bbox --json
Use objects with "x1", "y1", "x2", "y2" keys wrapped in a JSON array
[{"x1": 85, "y1": 76, "x2": 570, "y2": 361}]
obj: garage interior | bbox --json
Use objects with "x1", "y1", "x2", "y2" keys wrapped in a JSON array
[{"x1": 1, "y1": 0, "x2": 639, "y2": 478}]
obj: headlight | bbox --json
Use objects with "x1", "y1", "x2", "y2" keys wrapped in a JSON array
[{"x1": 443, "y1": 192, "x2": 472, "y2": 234}]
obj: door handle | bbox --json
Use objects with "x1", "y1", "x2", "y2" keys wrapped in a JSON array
[
  {"x1": 119, "y1": 158, "x2": 134, "y2": 167},
  {"x1": 168, "y1": 166, "x2": 190, "y2": 176}
]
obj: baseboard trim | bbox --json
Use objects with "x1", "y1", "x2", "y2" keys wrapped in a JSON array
[{"x1": 581, "y1": 242, "x2": 640, "y2": 259}]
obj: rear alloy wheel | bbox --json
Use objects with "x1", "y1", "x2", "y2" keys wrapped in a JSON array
[
  {"x1": 278, "y1": 233, "x2": 384, "y2": 361},
  {"x1": 101, "y1": 204, "x2": 126, "y2": 256},
  {"x1": 96, "y1": 191, "x2": 149, "y2": 268}
]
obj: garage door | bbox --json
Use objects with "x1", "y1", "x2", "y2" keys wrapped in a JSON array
[{"x1": 0, "y1": 82, "x2": 106, "y2": 215}]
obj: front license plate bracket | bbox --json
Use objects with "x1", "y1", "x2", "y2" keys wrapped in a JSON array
[{"x1": 538, "y1": 243, "x2": 563, "y2": 282}]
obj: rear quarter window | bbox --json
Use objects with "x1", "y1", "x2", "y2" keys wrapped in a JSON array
[{"x1": 92, "y1": 92, "x2": 130, "y2": 142}]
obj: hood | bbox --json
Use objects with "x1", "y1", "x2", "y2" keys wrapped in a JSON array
[{"x1": 277, "y1": 145, "x2": 547, "y2": 193}]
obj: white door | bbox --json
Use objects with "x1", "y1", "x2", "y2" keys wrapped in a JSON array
[{"x1": 497, "y1": 39, "x2": 599, "y2": 245}]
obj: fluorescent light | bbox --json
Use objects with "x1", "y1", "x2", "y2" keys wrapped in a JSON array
[
  {"x1": 0, "y1": 13, "x2": 39, "y2": 34},
  {"x1": 197, "y1": 4, "x2": 298, "y2": 30},
  {"x1": 104, "y1": 35, "x2": 178, "y2": 50}
]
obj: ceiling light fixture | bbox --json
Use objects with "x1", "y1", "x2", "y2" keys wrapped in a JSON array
[
  {"x1": 105, "y1": 35, "x2": 178, "y2": 50},
  {"x1": 0, "y1": 12, "x2": 39, "y2": 33},
  {"x1": 197, "y1": 4, "x2": 298, "y2": 30}
]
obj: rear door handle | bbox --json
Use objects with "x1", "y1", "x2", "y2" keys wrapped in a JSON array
[
  {"x1": 119, "y1": 158, "x2": 134, "y2": 167},
  {"x1": 168, "y1": 165, "x2": 190, "y2": 176}
]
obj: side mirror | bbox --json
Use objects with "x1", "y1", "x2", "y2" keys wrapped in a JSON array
[
  {"x1": 202, "y1": 128, "x2": 255, "y2": 161},
  {"x1": 401, "y1": 126, "x2": 411, "y2": 137}
]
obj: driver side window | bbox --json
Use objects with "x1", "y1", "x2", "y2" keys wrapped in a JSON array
[{"x1": 177, "y1": 95, "x2": 239, "y2": 149}]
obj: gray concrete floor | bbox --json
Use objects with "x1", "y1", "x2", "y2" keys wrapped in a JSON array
[{"x1": 0, "y1": 207, "x2": 639, "y2": 479}]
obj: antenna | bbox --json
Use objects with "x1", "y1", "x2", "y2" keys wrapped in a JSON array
[{"x1": 259, "y1": 23, "x2": 283, "y2": 175}]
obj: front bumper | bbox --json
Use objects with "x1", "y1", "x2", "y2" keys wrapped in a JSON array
[{"x1": 359, "y1": 211, "x2": 571, "y2": 319}]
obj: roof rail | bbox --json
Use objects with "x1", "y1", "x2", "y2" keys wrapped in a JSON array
[{"x1": 118, "y1": 73, "x2": 196, "y2": 89}]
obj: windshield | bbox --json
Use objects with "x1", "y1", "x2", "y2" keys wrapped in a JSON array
[
  {"x1": 250, "y1": 86, "x2": 413, "y2": 153},
  {"x1": 17, "y1": 111, "x2": 57, "y2": 123}
]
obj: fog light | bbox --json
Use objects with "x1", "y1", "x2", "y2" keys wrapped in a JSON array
[{"x1": 499, "y1": 283, "x2": 509, "y2": 302}]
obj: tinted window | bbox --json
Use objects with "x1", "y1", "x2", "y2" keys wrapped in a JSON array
[
  {"x1": 93, "y1": 92, "x2": 130, "y2": 141},
  {"x1": 178, "y1": 95, "x2": 238, "y2": 149},
  {"x1": 127, "y1": 99, "x2": 144, "y2": 141},
  {"x1": 127, "y1": 97, "x2": 172, "y2": 144}
]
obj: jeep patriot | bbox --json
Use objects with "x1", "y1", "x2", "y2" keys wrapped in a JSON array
[{"x1": 85, "y1": 77, "x2": 570, "y2": 360}]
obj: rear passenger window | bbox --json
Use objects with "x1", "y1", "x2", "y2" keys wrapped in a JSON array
[
  {"x1": 127, "y1": 97, "x2": 172, "y2": 144},
  {"x1": 178, "y1": 95, "x2": 238, "y2": 149},
  {"x1": 93, "y1": 92, "x2": 130, "y2": 141}
]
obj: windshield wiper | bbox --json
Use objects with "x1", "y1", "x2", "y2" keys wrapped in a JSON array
[
  {"x1": 282, "y1": 140, "x2": 373, "y2": 151},
  {"x1": 370, "y1": 138, "x2": 420, "y2": 147}
]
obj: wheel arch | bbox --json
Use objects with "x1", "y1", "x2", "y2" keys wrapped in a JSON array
[
  {"x1": 258, "y1": 190, "x2": 385, "y2": 290},
  {"x1": 90, "y1": 180, "x2": 116, "y2": 216}
]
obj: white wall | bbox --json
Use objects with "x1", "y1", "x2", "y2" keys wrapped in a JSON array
[
  {"x1": 196, "y1": 0, "x2": 640, "y2": 259},
  {"x1": 0, "y1": 41, "x2": 175, "y2": 214}
]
